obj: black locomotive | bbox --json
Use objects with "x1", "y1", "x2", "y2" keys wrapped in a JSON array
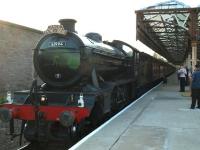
[{"x1": 0, "y1": 19, "x2": 175, "y2": 146}]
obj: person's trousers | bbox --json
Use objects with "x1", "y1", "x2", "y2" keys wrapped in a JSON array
[
  {"x1": 191, "y1": 89, "x2": 200, "y2": 108},
  {"x1": 179, "y1": 77, "x2": 185, "y2": 92}
]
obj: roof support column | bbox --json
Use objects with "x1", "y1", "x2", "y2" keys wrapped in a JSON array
[
  {"x1": 191, "y1": 41, "x2": 197, "y2": 72},
  {"x1": 185, "y1": 54, "x2": 191, "y2": 70}
]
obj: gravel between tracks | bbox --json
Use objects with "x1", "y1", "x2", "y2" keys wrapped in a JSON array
[{"x1": 0, "y1": 120, "x2": 27, "y2": 150}]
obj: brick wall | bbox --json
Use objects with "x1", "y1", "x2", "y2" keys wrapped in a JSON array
[{"x1": 0, "y1": 20, "x2": 43, "y2": 94}]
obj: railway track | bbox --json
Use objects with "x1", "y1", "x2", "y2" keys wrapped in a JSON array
[
  {"x1": 15, "y1": 113, "x2": 116, "y2": 150},
  {"x1": 17, "y1": 142, "x2": 72, "y2": 150}
]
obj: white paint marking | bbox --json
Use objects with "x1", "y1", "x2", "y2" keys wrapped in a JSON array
[
  {"x1": 17, "y1": 144, "x2": 29, "y2": 150},
  {"x1": 179, "y1": 108, "x2": 200, "y2": 111}
]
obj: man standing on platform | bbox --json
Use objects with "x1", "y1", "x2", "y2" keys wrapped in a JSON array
[
  {"x1": 190, "y1": 64, "x2": 200, "y2": 109},
  {"x1": 177, "y1": 65, "x2": 187, "y2": 92}
]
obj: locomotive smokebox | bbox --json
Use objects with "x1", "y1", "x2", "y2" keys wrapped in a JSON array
[{"x1": 59, "y1": 19, "x2": 77, "y2": 32}]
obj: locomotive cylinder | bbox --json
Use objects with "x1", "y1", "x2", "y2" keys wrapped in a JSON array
[
  {"x1": 0, "y1": 108, "x2": 12, "y2": 122},
  {"x1": 59, "y1": 111, "x2": 75, "y2": 127}
]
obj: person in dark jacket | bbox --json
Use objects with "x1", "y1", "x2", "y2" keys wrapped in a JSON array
[{"x1": 190, "y1": 64, "x2": 200, "y2": 109}]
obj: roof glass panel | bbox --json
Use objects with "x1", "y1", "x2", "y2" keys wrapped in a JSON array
[
  {"x1": 145, "y1": 0, "x2": 190, "y2": 10},
  {"x1": 136, "y1": 0, "x2": 200, "y2": 64}
]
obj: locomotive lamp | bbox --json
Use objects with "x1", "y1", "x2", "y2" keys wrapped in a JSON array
[
  {"x1": 41, "y1": 95, "x2": 46, "y2": 102},
  {"x1": 40, "y1": 95, "x2": 48, "y2": 105},
  {"x1": 78, "y1": 93, "x2": 84, "y2": 107},
  {"x1": 6, "y1": 91, "x2": 12, "y2": 103}
]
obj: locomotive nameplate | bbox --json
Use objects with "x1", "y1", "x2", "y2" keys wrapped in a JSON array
[{"x1": 49, "y1": 41, "x2": 67, "y2": 47}]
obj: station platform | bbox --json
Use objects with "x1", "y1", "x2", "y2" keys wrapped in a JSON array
[{"x1": 69, "y1": 74, "x2": 200, "y2": 150}]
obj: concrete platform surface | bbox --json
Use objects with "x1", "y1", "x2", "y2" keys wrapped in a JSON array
[{"x1": 70, "y1": 74, "x2": 200, "y2": 150}]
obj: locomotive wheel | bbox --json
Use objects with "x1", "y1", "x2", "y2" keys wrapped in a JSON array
[{"x1": 111, "y1": 85, "x2": 128, "y2": 111}]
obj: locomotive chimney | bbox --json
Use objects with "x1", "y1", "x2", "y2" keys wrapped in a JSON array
[{"x1": 59, "y1": 19, "x2": 77, "y2": 32}]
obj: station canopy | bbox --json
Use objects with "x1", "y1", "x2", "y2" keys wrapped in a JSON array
[{"x1": 136, "y1": 0, "x2": 200, "y2": 64}]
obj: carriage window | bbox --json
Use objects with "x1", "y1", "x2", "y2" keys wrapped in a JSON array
[{"x1": 122, "y1": 45, "x2": 133, "y2": 57}]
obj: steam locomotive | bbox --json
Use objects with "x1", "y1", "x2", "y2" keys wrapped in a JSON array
[{"x1": 0, "y1": 19, "x2": 175, "y2": 145}]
